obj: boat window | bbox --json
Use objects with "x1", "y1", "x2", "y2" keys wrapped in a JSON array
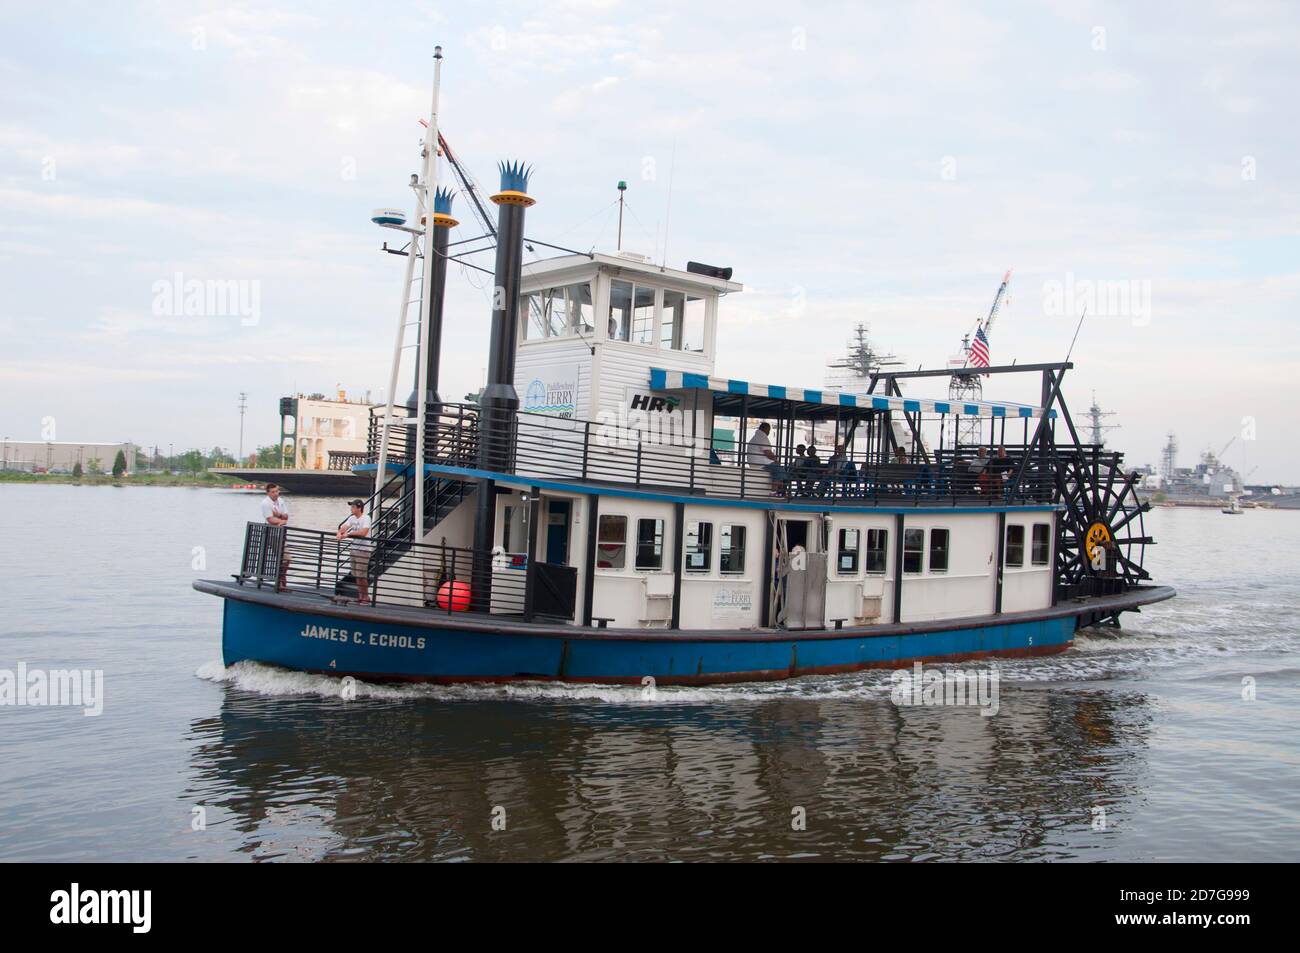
[
  {"x1": 635, "y1": 518, "x2": 665, "y2": 570},
  {"x1": 837, "y1": 528, "x2": 860, "y2": 574},
  {"x1": 928, "y1": 528, "x2": 949, "y2": 573},
  {"x1": 684, "y1": 520, "x2": 712, "y2": 573},
  {"x1": 661, "y1": 288, "x2": 684, "y2": 348},
  {"x1": 597, "y1": 515, "x2": 627, "y2": 569},
  {"x1": 631, "y1": 284, "x2": 657, "y2": 344},
  {"x1": 682, "y1": 294, "x2": 706, "y2": 352},
  {"x1": 522, "y1": 291, "x2": 546, "y2": 341},
  {"x1": 562, "y1": 282, "x2": 593, "y2": 335},
  {"x1": 903, "y1": 528, "x2": 924, "y2": 574},
  {"x1": 1005, "y1": 524, "x2": 1025, "y2": 567},
  {"x1": 521, "y1": 283, "x2": 593, "y2": 340},
  {"x1": 866, "y1": 528, "x2": 888, "y2": 573},
  {"x1": 1032, "y1": 523, "x2": 1051, "y2": 566},
  {"x1": 607, "y1": 279, "x2": 633, "y2": 342},
  {"x1": 719, "y1": 524, "x2": 746, "y2": 574}
]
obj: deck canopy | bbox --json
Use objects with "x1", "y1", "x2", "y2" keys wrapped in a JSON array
[{"x1": 649, "y1": 368, "x2": 1056, "y2": 420}]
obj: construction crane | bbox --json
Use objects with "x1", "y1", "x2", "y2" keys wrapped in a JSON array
[
  {"x1": 948, "y1": 269, "x2": 1012, "y2": 440},
  {"x1": 436, "y1": 131, "x2": 496, "y2": 240}
]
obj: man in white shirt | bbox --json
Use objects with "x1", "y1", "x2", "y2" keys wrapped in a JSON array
[
  {"x1": 260, "y1": 483, "x2": 289, "y2": 525},
  {"x1": 745, "y1": 422, "x2": 785, "y2": 495},
  {"x1": 336, "y1": 499, "x2": 373, "y2": 605},
  {"x1": 260, "y1": 483, "x2": 290, "y2": 591}
]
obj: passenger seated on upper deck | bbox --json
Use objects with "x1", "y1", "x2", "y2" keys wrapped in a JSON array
[
  {"x1": 745, "y1": 422, "x2": 786, "y2": 494},
  {"x1": 990, "y1": 445, "x2": 1015, "y2": 487},
  {"x1": 802, "y1": 445, "x2": 827, "y2": 497},
  {"x1": 826, "y1": 443, "x2": 852, "y2": 497},
  {"x1": 975, "y1": 447, "x2": 997, "y2": 497},
  {"x1": 789, "y1": 443, "x2": 807, "y2": 493}
]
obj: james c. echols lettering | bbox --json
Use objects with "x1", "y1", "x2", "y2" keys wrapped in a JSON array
[{"x1": 299, "y1": 623, "x2": 426, "y2": 650}]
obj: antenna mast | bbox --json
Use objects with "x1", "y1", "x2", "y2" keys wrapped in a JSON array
[
  {"x1": 616, "y1": 180, "x2": 627, "y2": 251},
  {"x1": 412, "y1": 46, "x2": 443, "y2": 543}
]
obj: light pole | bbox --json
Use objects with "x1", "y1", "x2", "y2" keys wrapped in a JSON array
[{"x1": 238, "y1": 392, "x2": 248, "y2": 462}]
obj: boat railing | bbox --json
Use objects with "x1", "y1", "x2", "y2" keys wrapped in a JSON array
[
  {"x1": 364, "y1": 403, "x2": 1059, "y2": 507},
  {"x1": 486, "y1": 410, "x2": 1060, "y2": 506},
  {"x1": 366, "y1": 401, "x2": 479, "y2": 470},
  {"x1": 236, "y1": 522, "x2": 528, "y2": 616}
]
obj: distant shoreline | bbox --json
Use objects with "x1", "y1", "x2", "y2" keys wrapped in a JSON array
[{"x1": 0, "y1": 471, "x2": 252, "y2": 488}]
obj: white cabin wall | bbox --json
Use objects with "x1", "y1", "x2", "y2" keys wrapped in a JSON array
[
  {"x1": 594, "y1": 342, "x2": 712, "y2": 423},
  {"x1": 1000, "y1": 512, "x2": 1055, "y2": 612},
  {"x1": 677, "y1": 505, "x2": 766, "y2": 630},
  {"x1": 513, "y1": 337, "x2": 594, "y2": 419},
  {"x1": 589, "y1": 498, "x2": 677, "y2": 628},
  {"x1": 898, "y1": 513, "x2": 998, "y2": 623},
  {"x1": 821, "y1": 513, "x2": 896, "y2": 626},
  {"x1": 420, "y1": 494, "x2": 475, "y2": 550}
]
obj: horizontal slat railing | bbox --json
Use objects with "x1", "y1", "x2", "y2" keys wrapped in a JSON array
[
  {"x1": 368, "y1": 401, "x2": 1061, "y2": 507},
  {"x1": 237, "y1": 523, "x2": 526, "y2": 615}
]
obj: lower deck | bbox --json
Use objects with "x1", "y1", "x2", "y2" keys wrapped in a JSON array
[{"x1": 196, "y1": 578, "x2": 1175, "y2": 684}]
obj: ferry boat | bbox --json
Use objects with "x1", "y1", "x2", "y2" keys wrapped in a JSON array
[{"x1": 194, "y1": 51, "x2": 1174, "y2": 685}]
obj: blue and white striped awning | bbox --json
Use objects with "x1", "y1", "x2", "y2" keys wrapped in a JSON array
[{"x1": 649, "y1": 368, "x2": 1055, "y2": 419}]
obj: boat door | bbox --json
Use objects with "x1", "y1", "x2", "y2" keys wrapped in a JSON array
[
  {"x1": 769, "y1": 514, "x2": 827, "y2": 629},
  {"x1": 545, "y1": 499, "x2": 571, "y2": 565},
  {"x1": 529, "y1": 497, "x2": 577, "y2": 621}
]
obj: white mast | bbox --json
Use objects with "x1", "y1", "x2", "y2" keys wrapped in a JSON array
[
  {"x1": 412, "y1": 46, "x2": 443, "y2": 543},
  {"x1": 372, "y1": 180, "x2": 426, "y2": 499}
]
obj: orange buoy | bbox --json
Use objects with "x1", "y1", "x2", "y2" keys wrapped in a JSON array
[{"x1": 436, "y1": 580, "x2": 471, "y2": 612}]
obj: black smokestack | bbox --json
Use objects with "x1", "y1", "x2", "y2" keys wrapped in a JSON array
[{"x1": 471, "y1": 161, "x2": 534, "y2": 606}]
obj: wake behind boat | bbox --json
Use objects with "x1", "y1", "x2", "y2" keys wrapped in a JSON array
[{"x1": 194, "y1": 50, "x2": 1174, "y2": 685}]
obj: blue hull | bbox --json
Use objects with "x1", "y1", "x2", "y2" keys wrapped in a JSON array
[{"x1": 219, "y1": 596, "x2": 1076, "y2": 685}]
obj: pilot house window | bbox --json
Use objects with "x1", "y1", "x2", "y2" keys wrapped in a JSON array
[
  {"x1": 608, "y1": 279, "x2": 656, "y2": 344},
  {"x1": 522, "y1": 282, "x2": 593, "y2": 341}
]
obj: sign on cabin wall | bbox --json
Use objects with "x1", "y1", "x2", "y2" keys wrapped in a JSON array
[
  {"x1": 523, "y1": 365, "x2": 580, "y2": 418},
  {"x1": 712, "y1": 585, "x2": 754, "y2": 624},
  {"x1": 621, "y1": 386, "x2": 701, "y2": 447}
]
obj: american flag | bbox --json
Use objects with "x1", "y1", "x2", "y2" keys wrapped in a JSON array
[{"x1": 970, "y1": 325, "x2": 991, "y2": 370}]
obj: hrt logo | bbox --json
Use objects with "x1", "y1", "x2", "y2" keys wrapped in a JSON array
[{"x1": 629, "y1": 394, "x2": 677, "y2": 413}]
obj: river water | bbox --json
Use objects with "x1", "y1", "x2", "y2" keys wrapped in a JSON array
[{"x1": 1, "y1": 484, "x2": 1296, "y2": 861}]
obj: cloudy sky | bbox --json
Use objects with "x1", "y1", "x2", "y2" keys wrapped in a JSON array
[{"x1": 1, "y1": 1, "x2": 1296, "y2": 479}]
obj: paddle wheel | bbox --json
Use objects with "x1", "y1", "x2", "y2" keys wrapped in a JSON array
[{"x1": 1052, "y1": 445, "x2": 1153, "y2": 600}]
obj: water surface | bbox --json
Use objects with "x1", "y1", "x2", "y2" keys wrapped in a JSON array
[{"x1": 1, "y1": 484, "x2": 1297, "y2": 861}]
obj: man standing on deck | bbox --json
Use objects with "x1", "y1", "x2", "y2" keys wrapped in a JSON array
[
  {"x1": 337, "y1": 499, "x2": 373, "y2": 606},
  {"x1": 261, "y1": 483, "x2": 289, "y2": 526},
  {"x1": 260, "y1": 483, "x2": 290, "y2": 591},
  {"x1": 746, "y1": 422, "x2": 785, "y2": 495}
]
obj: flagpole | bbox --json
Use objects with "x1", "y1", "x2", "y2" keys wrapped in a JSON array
[{"x1": 412, "y1": 46, "x2": 443, "y2": 544}]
